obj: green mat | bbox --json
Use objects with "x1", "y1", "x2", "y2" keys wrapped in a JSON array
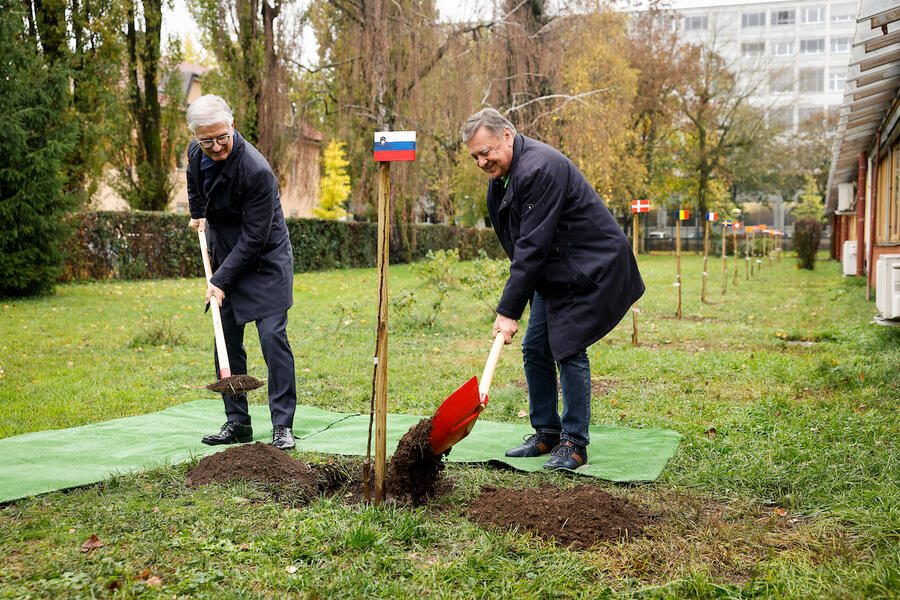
[{"x1": 0, "y1": 400, "x2": 681, "y2": 503}]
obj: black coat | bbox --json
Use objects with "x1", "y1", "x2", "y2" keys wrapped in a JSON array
[
  {"x1": 487, "y1": 135, "x2": 644, "y2": 360},
  {"x1": 187, "y1": 131, "x2": 293, "y2": 325}
]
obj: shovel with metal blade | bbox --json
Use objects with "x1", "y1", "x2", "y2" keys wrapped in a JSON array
[
  {"x1": 197, "y1": 227, "x2": 265, "y2": 395},
  {"x1": 429, "y1": 333, "x2": 505, "y2": 455}
]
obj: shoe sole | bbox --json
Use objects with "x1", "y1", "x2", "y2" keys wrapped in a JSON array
[
  {"x1": 201, "y1": 435, "x2": 253, "y2": 446},
  {"x1": 542, "y1": 462, "x2": 590, "y2": 472}
]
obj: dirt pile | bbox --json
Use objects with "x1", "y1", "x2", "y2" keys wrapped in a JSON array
[
  {"x1": 206, "y1": 374, "x2": 265, "y2": 393},
  {"x1": 185, "y1": 442, "x2": 341, "y2": 499},
  {"x1": 387, "y1": 417, "x2": 444, "y2": 505},
  {"x1": 468, "y1": 483, "x2": 655, "y2": 549}
]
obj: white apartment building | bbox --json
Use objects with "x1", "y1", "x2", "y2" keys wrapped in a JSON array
[{"x1": 673, "y1": 0, "x2": 857, "y2": 130}]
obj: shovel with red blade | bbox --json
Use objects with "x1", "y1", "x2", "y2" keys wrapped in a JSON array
[{"x1": 429, "y1": 333, "x2": 506, "y2": 455}]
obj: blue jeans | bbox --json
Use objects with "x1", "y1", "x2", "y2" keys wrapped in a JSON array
[{"x1": 521, "y1": 292, "x2": 591, "y2": 447}]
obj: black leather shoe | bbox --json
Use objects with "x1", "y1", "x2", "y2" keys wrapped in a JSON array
[
  {"x1": 543, "y1": 440, "x2": 588, "y2": 471},
  {"x1": 271, "y1": 425, "x2": 295, "y2": 450},
  {"x1": 201, "y1": 421, "x2": 253, "y2": 445},
  {"x1": 505, "y1": 432, "x2": 560, "y2": 457}
]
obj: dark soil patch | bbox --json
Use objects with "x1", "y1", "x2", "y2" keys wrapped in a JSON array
[
  {"x1": 387, "y1": 417, "x2": 444, "y2": 505},
  {"x1": 468, "y1": 483, "x2": 655, "y2": 550},
  {"x1": 206, "y1": 374, "x2": 265, "y2": 393},
  {"x1": 185, "y1": 442, "x2": 343, "y2": 501}
]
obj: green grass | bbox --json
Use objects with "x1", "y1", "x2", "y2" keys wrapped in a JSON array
[{"x1": 1, "y1": 251, "x2": 898, "y2": 599}]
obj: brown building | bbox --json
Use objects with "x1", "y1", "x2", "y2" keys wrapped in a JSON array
[
  {"x1": 825, "y1": 1, "x2": 900, "y2": 321},
  {"x1": 95, "y1": 62, "x2": 323, "y2": 218}
]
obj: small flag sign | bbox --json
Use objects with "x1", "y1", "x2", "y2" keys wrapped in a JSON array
[
  {"x1": 374, "y1": 131, "x2": 416, "y2": 162},
  {"x1": 632, "y1": 199, "x2": 650, "y2": 213},
  {"x1": 722, "y1": 219, "x2": 734, "y2": 227},
  {"x1": 678, "y1": 209, "x2": 690, "y2": 221},
  {"x1": 759, "y1": 224, "x2": 768, "y2": 231},
  {"x1": 706, "y1": 211, "x2": 717, "y2": 221},
  {"x1": 733, "y1": 222, "x2": 742, "y2": 229}
]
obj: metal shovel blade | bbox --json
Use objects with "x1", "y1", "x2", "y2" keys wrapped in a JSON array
[{"x1": 429, "y1": 376, "x2": 485, "y2": 455}]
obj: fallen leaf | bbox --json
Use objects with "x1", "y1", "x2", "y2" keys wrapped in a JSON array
[
  {"x1": 136, "y1": 568, "x2": 150, "y2": 581},
  {"x1": 704, "y1": 427, "x2": 717, "y2": 437},
  {"x1": 773, "y1": 507, "x2": 787, "y2": 517},
  {"x1": 516, "y1": 409, "x2": 527, "y2": 418},
  {"x1": 152, "y1": 507, "x2": 160, "y2": 513},
  {"x1": 80, "y1": 533, "x2": 104, "y2": 552},
  {"x1": 857, "y1": 373, "x2": 865, "y2": 381},
  {"x1": 68, "y1": 528, "x2": 76, "y2": 533},
  {"x1": 107, "y1": 579, "x2": 120, "y2": 590},
  {"x1": 285, "y1": 565, "x2": 298, "y2": 574},
  {"x1": 146, "y1": 575, "x2": 162, "y2": 587},
  {"x1": 238, "y1": 542, "x2": 250, "y2": 551}
]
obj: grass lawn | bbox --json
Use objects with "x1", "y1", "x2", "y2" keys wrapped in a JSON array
[{"x1": 1, "y1": 250, "x2": 898, "y2": 599}]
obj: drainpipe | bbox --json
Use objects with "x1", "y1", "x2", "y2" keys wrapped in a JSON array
[
  {"x1": 856, "y1": 151, "x2": 867, "y2": 276},
  {"x1": 867, "y1": 132, "x2": 880, "y2": 301}
]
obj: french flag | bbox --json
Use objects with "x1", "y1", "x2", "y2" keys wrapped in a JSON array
[{"x1": 374, "y1": 131, "x2": 416, "y2": 162}]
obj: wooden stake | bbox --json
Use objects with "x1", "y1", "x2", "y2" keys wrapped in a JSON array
[
  {"x1": 676, "y1": 218, "x2": 682, "y2": 318},
  {"x1": 721, "y1": 228, "x2": 727, "y2": 296},
  {"x1": 632, "y1": 212, "x2": 639, "y2": 345},
  {"x1": 701, "y1": 219, "x2": 710, "y2": 303},
  {"x1": 745, "y1": 228, "x2": 751, "y2": 280},
  {"x1": 373, "y1": 161, "x2": 390, "y2": 504},
  {"x1": 732, "y1": 228, "x2": 739, "y2": 285}
]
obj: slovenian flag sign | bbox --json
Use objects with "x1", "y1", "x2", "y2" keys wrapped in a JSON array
[
  {"x1": 632, "y1": 199, "x2": 650, "y2": 213},
  {"x1": 678, "y1": 209, "x2": 690, "y2": 221},
  {"x1": 374, "y1": 131, "x2": 416, "y2": 162},
  {"x1": 706, "y1": 211, "x2": 717, "y2": 221}
]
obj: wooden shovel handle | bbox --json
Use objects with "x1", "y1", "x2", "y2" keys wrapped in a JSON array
[
  {"x1": 197, "y1": 228, "x2": 231, "y2": 378},
  {"x1": 478, "y1": 333, "x2": 505, "y2": 403}
]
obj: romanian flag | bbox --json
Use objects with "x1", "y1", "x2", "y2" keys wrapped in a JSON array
[
  {"x1": 706, "y1": 211, "x2": 717, "y2": 221},
  {"x1": 374, "y1": 131, "x2": 416, "y2": 162},
  {"x1": 632, "y1": 199, "x2": 650, "y2": 213},
  {"x1": 678, "y1": 209, "x2": 690, "y2": 221}
]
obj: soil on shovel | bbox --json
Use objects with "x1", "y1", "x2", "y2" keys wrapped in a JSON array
[
  {"x1": 468, "y1": 483, "x2": 655, "y2": 550},
  {"x1": 206, "y1": 374, "x2": 265, "y2": 393},
  {"x1": 387, "y1": 417, "x2": 445, "y2": 505}
]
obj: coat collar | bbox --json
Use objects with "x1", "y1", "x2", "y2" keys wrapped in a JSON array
[{"x1": 496, "y1": 134, "x2": 524, "y2": 211}]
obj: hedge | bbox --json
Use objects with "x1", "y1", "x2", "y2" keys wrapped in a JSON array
[{"x1": 60, "y1": 211, "x2": 505, "y2": 282}]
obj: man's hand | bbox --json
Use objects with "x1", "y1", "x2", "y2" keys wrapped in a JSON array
[
  {"x1": 206, "y1": 283, "x2": 225, "y2": 307},
  {"x1": 189, "y1": 217, "x2": 206, "y2": 232},
  {"x1": 492, "y1": 314, "x2": 519, "y2": 344}
]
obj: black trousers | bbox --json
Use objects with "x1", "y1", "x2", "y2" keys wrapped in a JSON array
[{"x1": 214, "y1": 301, "x2": 296, "y2": 428}]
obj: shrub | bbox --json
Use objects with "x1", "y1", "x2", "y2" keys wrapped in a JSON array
[
  {"x1": 793, "y1": 218, "x2": 823, "y2": 270},
  {"x1": 61, "y1": 212, "x2": 504, "y2": 281},
  {"x1": 0, "y1": 7, "x2": 78, "y2": 297}
]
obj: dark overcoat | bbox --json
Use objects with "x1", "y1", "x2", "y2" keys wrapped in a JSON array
[
  {"x1": 487, "y1": 134, "x2": 644, "y2": 360},
  {"x1": 187, "y1": 131, "x2": 293, "y2": 326}
]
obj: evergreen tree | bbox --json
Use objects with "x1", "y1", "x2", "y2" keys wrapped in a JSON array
[
  {"x1": 0, "y1": 1, "x2": 78, "y2": 296},
  {"x1": 792, "y1": 174, "x2": 825, "y2": 223},
  {"x1": 314, "y1": 140, "x2": 350, "y2": 220}
]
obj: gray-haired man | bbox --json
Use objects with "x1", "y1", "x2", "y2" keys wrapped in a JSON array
[
  {"x1": 462, "y1": 107, "x2": 644, "y2": 470},
  {"x1": 186, "y1": 94, "x2": 297, "y2": 450}
]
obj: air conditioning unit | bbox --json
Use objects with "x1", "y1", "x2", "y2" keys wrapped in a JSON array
[
  {"x1": 842, "y1": 240, "x2": 857, "y2": 276},
  {"x1": 875, "y1": 255, "x2": 900, "y2": 319},
  {"x1": 837, "y1": 183, "x2": 855, "y2": 212}
]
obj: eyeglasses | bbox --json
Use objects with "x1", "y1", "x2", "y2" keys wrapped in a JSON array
[{"x1": 197, "y1": 132, "x2": 232, "y2": 149}]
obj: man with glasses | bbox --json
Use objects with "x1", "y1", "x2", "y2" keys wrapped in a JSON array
[
  {"x1": 461, "y1": 108, "x2": 644, "y2": 471},
  {"x1": 186, "y1": 94, "x2": 297, "y2": 451}
]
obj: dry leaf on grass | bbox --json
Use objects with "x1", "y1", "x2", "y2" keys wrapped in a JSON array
[
  {"x1": 517, "y1": 409, "x2": 527, "y2": 418},
  {"x1": 285, "y1": 565, "x2": 298, "y2": 574},
  {"x1": 146, "y1": 576, "x2": 162, "y2": 587},
  {"x1": 80, "y1": 534, "x2": 103, "y2": 552}
]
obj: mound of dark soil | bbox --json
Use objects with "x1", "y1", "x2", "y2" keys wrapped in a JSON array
[
  {"x1": 467, "y1": 483, "x2": 654, "y2": 549},
  {"x1": 387, "y1": 417, "x2": 444, "y2": 505},
  {"x1": 185, "y1": 442, "x2": 330, "y2": 498}
]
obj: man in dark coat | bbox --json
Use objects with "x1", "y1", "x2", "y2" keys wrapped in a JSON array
[
  {"x1": 461, "y1": 107, "x2": 644, "y2": 470},
  {"x1": 185, "y1": 94, "x2": 297, "y2": 450}
]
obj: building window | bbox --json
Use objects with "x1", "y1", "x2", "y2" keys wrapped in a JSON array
[
  {"x1": 830, "y1": 37, "x2": 851, "y2": 52},
  {"x1": 800, "y1": 39, "x2": 825, "y2": 54},
  {"x1": 741, "y1": 42, "x2": 765, "y2": 57},
  {"x1": 799, "y1": 68, "x2": 824, "y2": 92},
  {"x1": 771, "y1": 40, "x2": 794, "y2": 56},
  {"x1": 684, "y1": 15, "x2": 708, "y2": 30},
  {"x1": 830, "y1": 3, "x2": 856, "y2": 21},
  {"x1": 770, "y1": 69, "x2": 795, "y2": 92},
  {"x1": 772, "y1": 9, "x2": 795, "y2": 25},
  {"x1": 829, "y1": 71, "x2": 846, "y2": 91},
  {"x1": 741, "y1": 11, "x2": 765, "y2": 27},
  {"x1": 801, "y1": 6, "x2": 825, "y2": 23},
  {"x1": 770, "y1": 106, "x2": 794, "y2": 128}
]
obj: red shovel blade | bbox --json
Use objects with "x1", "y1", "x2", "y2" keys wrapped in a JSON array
[{"x1": 429, "y1": 376, "x2": 487, "y2": 455}]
